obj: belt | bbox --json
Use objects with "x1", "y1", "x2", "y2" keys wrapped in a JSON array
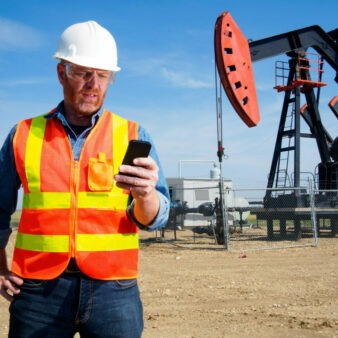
[{"x1": 64, "y1": 258, "x2": 81, "y2": 274}]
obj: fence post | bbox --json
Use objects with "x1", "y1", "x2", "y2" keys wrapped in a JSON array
[{"x1": 309, "y1": 179, "x2": 318, "y2": 246}]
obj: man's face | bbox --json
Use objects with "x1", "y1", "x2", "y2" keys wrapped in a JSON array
[{"x1": 57, "y1": 62, "x2": 111, "y2": 119}]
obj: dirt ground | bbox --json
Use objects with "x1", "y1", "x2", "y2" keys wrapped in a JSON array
[{"x1": 1, "y1": 229, "x2": 337, "y2": 338}]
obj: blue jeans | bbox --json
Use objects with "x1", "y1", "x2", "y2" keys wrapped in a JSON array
[{"x1": 9, "y1": 273, "x2": 143, "y2": 337}]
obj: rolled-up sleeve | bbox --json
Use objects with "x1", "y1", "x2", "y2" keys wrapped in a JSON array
[
  {"x1": 0, "y1": 126, "x2": 21, "y2": 248},
  {"x1": 127, "y1": 125, "x2": 170, "y2": 231}
]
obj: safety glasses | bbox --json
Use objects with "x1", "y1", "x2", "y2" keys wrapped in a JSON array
[{"x1": 63, "y1": 62, "x2": 116, "y2": 84}]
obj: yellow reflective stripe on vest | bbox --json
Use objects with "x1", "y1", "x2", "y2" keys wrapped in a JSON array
[
  {"x1": 23, "y1": 192, "x2": 71, "y2": 209},
  {"x1": 25, "y1": 115, "x2": 47, "y2": 193},
  {"x1": 15, "y1": 233, "x2": 69, "y2": 252},
  {"x1": 76, "y1": 233, "x2": 139, "y2": 251},
  {"x1": 15, "y1": 233, "x2": 138, "y2": 253},
  {"x1": 112, "y1": 114, "x2": 129, "y2": 176},
  {"x1": 77, "y1": 192, "x2": 129, "y2": 209},
  {"x1": 22, "y1": 192, "x2": 129, "y2": 209}
]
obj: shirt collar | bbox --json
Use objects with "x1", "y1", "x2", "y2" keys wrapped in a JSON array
[{"x1": 44, "y1": 101, "x2": 104, "y2": 128}]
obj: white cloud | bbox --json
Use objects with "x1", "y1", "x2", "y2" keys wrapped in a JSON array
[
  {"x1": 122, "y1": 52, "x2": 213, "y2": 89},
  {"x1": 124, "y1": 56, "x2": 169, "y2": 76},
  {"x1": 0, "y1": 77, "x2": 53, "y2": 87},
  {"x1": 161, "y1": 67, "x2": 212, "y2": 89},
  {"x1": 0, "y1": 18, "x2": 44, "y2": 50}
]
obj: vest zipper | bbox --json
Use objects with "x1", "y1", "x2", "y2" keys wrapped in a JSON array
[{"x1": 70, "y1": 160, "x2": 79, "y2": 257}]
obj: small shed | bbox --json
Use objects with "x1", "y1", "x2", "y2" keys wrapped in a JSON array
[{"x1": 166, "y1": 177, "x2": 233, "y2": 227}]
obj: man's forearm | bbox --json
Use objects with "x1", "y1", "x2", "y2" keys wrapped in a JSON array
[
  {"x1": 133, "y1": 189, "x2": 160, "y2": 226},
  {"x1": 0, "y1": 248, "x2": 9, "y2": 273}
]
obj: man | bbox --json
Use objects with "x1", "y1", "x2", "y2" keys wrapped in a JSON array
[{"x1": 0, "y1": 21, "x2": 170, "y2": 337}]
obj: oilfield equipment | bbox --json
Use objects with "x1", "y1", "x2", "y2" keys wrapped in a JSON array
[
  {"x1": 213, "y1": 12, "x2": 338, "y2": 242},
  {"x1": 165, "y1": 12, "x2": 337, "y2": 247}
]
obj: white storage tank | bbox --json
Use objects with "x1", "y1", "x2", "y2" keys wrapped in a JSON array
[{"x1": 210, "y1": 163, "x2": 221, "y2": 179}]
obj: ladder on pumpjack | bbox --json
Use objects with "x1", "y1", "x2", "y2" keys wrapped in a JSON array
[
  {"x1": 274, "y1": 61, "x2": 295, "y2": 191},
  {"x1": 275, "y1": 107, "x2": 294, "y2": 190},
  {"x1": 269, "y1": 51, "x2": 330, "y2": 202}
]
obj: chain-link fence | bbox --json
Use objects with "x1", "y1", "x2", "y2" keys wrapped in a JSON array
[
  {"x1": 313, "y1": 189, "x2": 338, "y2": 237},
  {"x1": 157, "y1": 181, "x2": 225, "y2": 250},
  {"x1": 228, "y1": 187, "x2": 318, "y2": 252},
  {"x1": 156, "y1": 182, "x2": 338, "y2": 251}
]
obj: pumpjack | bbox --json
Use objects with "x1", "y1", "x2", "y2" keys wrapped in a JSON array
[{"x1": 214, "y1": 12, "x2": 338, "y2": 240}]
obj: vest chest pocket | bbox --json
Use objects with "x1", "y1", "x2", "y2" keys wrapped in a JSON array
[{"x1": 88, "y1": 152, "x2": 114, "y2": 191}]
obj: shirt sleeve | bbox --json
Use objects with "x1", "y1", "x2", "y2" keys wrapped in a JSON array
[
  {"x1": 0, "y1": 126, "x2": 21, "y2": 248},
  {"x1": 127, "y1": 125, "x2": 170, "y2": 231}
]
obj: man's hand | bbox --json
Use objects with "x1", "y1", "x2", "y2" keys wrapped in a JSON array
[
  {"x1": 115, "y1": 156, "x2": 159, "y2": 198},
  {"x1": 0, "y1": 269, "x2": 23, "y2": 302},
  {"x1": 115, "y1": 156, "x2": 160, "y2": 225}
]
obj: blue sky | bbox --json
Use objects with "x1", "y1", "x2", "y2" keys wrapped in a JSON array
[{"x1": 1, "y1": 0, "x2": 337, "y2": 189}]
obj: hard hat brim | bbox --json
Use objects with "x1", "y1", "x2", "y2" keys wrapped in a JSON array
[{"x1": 53, "y1": 54, "x2": 121, "y2": 72}]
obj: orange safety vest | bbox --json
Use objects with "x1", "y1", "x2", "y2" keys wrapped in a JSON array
[{"x1": 11, "y1": 109, "x2": 139, "y2": 280}]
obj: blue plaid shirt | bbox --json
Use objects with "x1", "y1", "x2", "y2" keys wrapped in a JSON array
[{"x1": 0, "y1": 102, "x2": 170, "y2": 248}]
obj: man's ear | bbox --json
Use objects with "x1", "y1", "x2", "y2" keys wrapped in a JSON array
[{"x1": 57, "y1": 63, "x2": 65, "y2": 86}]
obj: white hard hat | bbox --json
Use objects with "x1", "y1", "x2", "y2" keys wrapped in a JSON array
[{"x1": 53, "y1": 21, "x2": 120, "y2": 72}]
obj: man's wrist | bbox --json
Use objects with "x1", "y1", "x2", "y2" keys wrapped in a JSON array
[
  {"x1": 134, "y1": 190, "x2": 160, "y2": 226},
  {"x1": 128, "y1": 190, "x2": 170, "y2": 231}
]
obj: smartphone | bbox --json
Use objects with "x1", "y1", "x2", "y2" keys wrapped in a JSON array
[{"x1": 119, "y1": 140, "x2": 151, "y2": 176}]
